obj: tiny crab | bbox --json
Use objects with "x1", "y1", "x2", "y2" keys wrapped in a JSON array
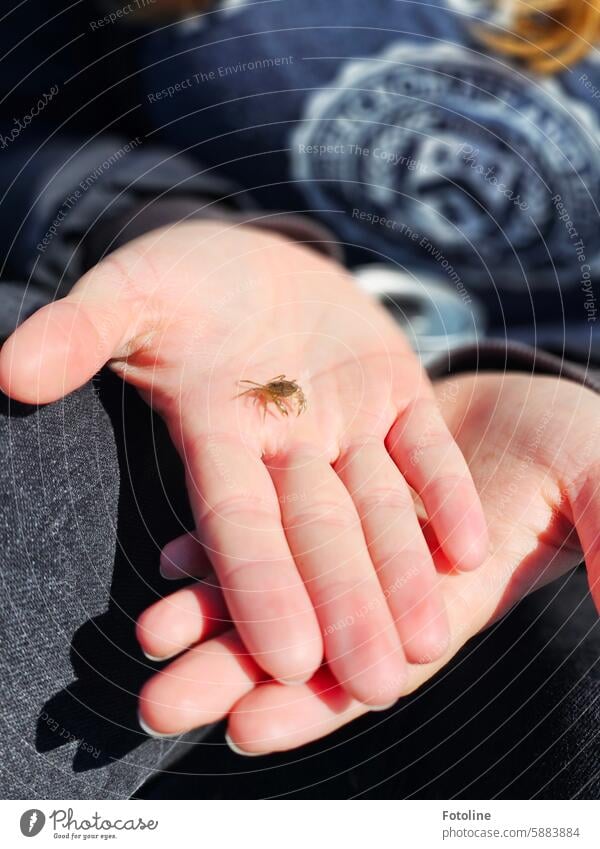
[{"x1": 237, "y1": 374, "x2": 307, "y2": 417}]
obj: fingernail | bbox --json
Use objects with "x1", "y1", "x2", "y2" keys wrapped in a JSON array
[
  {"x1": 142, "y1": 649, "x2": 180, "y2": 662},
  {"x1": 138, "y1": 712, "x2": 183, "y2": 739},
  {"x1": 159, "y1": 559, "x2": 180, "y2": 580},
  {"x1": 160, "y1": 555, "x2": 211, "y2": 582},
  {"x1": 160, "y1": 558, "x2": 194, "y2": 581},
  {"x1": 369, "y1": 701, "x2": 398, "y2": 712},
  {"x1": 225, "y1": 733, "x2": 269, "y2": 757},
  {"x1": 275, "y1": 673, "x2": 312, "y2": 687}
]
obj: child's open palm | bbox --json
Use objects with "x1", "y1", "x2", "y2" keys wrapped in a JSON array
[{"x1": 0, "y1": 220, "x2": 487, "y2": 707}]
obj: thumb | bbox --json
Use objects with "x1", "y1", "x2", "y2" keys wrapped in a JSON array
[
  {"x1": 568, "y1": 468, "x2": 600, "y2": 614},
  {"x1": 0, "y1": 256, "x2": 137, "y2": 404}
]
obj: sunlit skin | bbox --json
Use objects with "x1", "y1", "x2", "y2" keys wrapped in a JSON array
[
  {"x1": 0, "y1": 220, "x2": 489, "y2": 706},
  {"x1": 137, "y1": 373, "x2": 600, "y2": 749}
]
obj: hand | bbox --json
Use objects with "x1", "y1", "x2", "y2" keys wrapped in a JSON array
[
  {"x1": 0, "y1": 220, "x2": 486, "y2": 705},
  {"x1": 135, "y1": 371, "x2": 600, "y2": 750}
]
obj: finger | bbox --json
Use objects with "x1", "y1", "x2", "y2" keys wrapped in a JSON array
[
  {"x1": 225, "y1": 557, "x2": 495, "y2": 755},
  {"x1": 136, "y1": 577, "x2": 229, "y2": 661},
  {"x1": 268, "y1": 448, "x2": 408, "y2": 708},
  {"x1": 0, "y1": 253, "x2": 142, "y2": 404},
  {"x1": 140, "y1": 550, "x2": 505, "y2": 749},
  {"x1": 335, "y1": 440, "x2": 449, "y2": 664},
  {"x1": 186, "y1": 435, "x2": 323, "y2": 684},
  {"x1": 227, "y1": 667, "x2": 367, "y2": 755},
  {"x1": 386, "y1": 397, "x2": 489, "y2": 571},
  {"x1": 160, "y1": 532, "x2": 212, "y2": 580},
  {"x1": 138, "y1": 630, "x2": 263, "y2": 736},
  {"x1": 567, "y1": 469, "x2": 600, "y2": 613}
]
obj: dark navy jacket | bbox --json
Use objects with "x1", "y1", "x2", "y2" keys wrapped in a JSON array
[{"x1": 1, "y1": 0, "x2": 599, "y2": 337}]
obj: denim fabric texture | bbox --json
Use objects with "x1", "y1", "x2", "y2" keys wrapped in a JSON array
[{"x1": 0, "y1": 373, "x2": 211, "y2": 799}]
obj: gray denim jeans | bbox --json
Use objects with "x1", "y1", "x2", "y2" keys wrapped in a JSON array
[{"x1": 0, "y1": 371, "x2": 211, "y2": 799}]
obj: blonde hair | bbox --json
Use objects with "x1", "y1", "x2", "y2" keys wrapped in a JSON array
[{"x1": 485, "y1": 0, "x2": 600, "y2": 73}]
